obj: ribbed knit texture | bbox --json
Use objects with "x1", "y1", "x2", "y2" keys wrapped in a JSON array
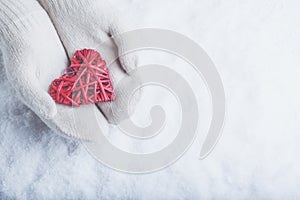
[{"x1": 0, "y1": 0, "x2": 46, "y2": 41}]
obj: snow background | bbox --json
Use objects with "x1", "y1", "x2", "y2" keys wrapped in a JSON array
[{"x1": 1, "y1": 0, "x2": 300, "y2": 199}]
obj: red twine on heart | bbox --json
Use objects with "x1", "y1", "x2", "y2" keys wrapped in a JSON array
[{"x1": 49, "y1": 49, "x2": 115, "y2": 106}]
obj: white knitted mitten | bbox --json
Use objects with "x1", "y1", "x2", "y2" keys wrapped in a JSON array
[
  {"x1": 0, "y1": 0, "x2": 67, "y2": 119},
  {"x1": 38, "y1": 0, "x2": 140, "y2": 124},
  {"x1": 0, "y1": 0, "x2": 140, "y2": 139}
]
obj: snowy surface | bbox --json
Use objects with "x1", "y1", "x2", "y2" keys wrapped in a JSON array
[{"x1": 1, "y1": 0, "x2": 300, "y2": 199}]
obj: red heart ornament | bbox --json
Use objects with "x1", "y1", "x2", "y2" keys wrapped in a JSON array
[{"x1": 49, "y1": 49, "x2": 115, "y2": 106}]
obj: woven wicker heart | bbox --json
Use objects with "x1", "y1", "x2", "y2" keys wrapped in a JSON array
[{"x1": 49, "y1": 49, "x2": 115, "y2": 106}]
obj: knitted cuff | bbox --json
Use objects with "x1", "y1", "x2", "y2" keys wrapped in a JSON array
[{"x1": 0, "y1": 0, "x2": 45, "y2": 41}]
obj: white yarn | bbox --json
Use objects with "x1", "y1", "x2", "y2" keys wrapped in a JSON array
[{"x1": 0, "y1": 0, "x2": 140, "y2": 139}]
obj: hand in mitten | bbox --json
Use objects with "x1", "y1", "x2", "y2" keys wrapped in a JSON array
[
  {"x1": 38, "y1": 0, "x2": 140, "y2": 124},
  {"x1": 0, "y1": 0, "x2": 140, "y2": 139},
  {"x1": 0, "y1": 0, "x2": 66, "y2": 120}
]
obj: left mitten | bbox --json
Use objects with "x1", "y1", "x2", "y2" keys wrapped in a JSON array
[{"x1": 0, "y1": 0, "x2": 67, "y2": 119}]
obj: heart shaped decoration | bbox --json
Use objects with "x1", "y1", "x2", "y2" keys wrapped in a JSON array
[{"x1": 49, "y1": 49, "x2": 115, "y2": 106}]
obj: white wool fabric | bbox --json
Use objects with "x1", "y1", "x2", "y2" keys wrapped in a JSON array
[
  {"x1": 0, "y1": 0, "x2": 140, "y2": 139},
  {"x1": 0, "y1": 0, "x2": 67, "y2": 119}
]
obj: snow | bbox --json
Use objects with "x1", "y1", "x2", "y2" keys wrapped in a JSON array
[{"x1": 1, "y1": 0, "x2": 300, "y2": 199}]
